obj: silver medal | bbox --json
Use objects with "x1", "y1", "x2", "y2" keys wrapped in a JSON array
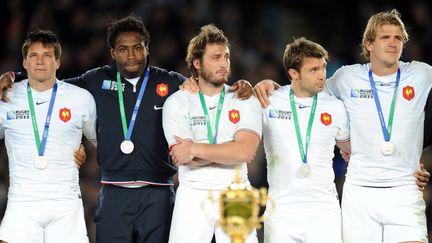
[
  {"x1": 297, "y1": 163, "x2": 311, "y2": 177},
  {"x1": 120, "y1": 140, "x2": 134, "y2": 154},
  {"x1": 381, "y1": 141, "x2": 395, "y2": 155},
  {"x1": 34, "y1": 156, "x2": 48, "y2": 169}
]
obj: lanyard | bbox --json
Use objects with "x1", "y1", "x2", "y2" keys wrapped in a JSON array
[
  {"x1": 116, "y1": 68, "x2": 150, "y2": 140},
  {"x1": 289, "y1": 88, "x2": 317, "y2": 164},
  {"x1": 198, "y1": 87, "x2": 225, "y2": 144},
  {"x1": 368, "y1": 68, "x2": 400, "y2": 142},
  {"x1": 27, "y1": 82, "x2": 58, "y2": 156}
]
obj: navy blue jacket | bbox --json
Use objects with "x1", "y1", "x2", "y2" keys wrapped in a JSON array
[{"x1": 66, "y1": 63, "x2": 186, "y2": 184}]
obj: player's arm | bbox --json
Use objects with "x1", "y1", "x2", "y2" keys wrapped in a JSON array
[
  {"x1": 73, "y1": 144, "x2": 87, "y2": 169},
  {"x1": 254, "y1": 79, "x2": 280, "y2": 108},
  {"x1": 336, "y1": 140, "x2": 351, "y2": 162},
  {"x1": 189, "y1": 130, "x2": 260, "y2": 165},
  {"x1": 416, "y1": 88, "x2": 432, "y2": 189}
]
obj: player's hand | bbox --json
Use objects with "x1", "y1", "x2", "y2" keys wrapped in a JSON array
[
  {"x1": 415, "y1": 163, "x2": 430, "y2": 191},
  {"x1": 179, "y1": 77, "x2": 199, "y2": 94},
  {"x1": 170, "y1": 135, "x2": 194, "y2": 166},
  {"x1": 230, "y1": 79, "x2": 253, "y2": 100},
  {"x1": 340, "y1": 150, "x2": 351, "y2": 163},
  {"x1": 74, "y1": 144, "x2": 87, "y2": 169},
  {"x1": 254, "y1": 79, "x2": 280, "y2": 108},
  {"x1": 0, "y1": 72, "x2": 14, "y2": 102}
]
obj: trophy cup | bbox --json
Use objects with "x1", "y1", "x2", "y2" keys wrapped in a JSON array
[{"x1": 218, "y1": 165, "x2": 271, "y2": 243}]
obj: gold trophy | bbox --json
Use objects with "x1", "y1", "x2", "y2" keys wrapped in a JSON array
[{"x1": 218, "y1": 165, "x2": 271, "y2": 243}]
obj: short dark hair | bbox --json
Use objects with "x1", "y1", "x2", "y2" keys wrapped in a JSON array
[
  {"x1": 283, "y1": 37, "x2": 328, "y2": 80},
  {"x1": 106, "y1": 15, "x2": 150, "y2": 49},
  {"x1": 22, "y1": 29, "x2": 62, "y2": 59}
]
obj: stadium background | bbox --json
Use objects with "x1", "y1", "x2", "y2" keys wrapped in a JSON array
[{"x1": 0, "y1": 0, "x2": 431, "y2": 242}]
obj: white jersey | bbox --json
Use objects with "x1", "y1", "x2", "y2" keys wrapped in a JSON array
[
  {"x1": 263, "y1": 85, "x2": 349, "y2": 211},
  {"x1": 326, "y1": 61, "x2": 432, "y2": 187},
  {"x1": 163, "y1": 85, "x2": 262, "y2": 190},
  {"x1": 0, "y1": 79, "x2": 97, "y2": 206}
]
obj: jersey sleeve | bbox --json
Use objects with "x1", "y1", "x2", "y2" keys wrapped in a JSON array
[
  {"x1": 0, "y1": 115, "x2": 4, "y2": 140},
  {"x1": 336, "y1": 102, "x2": 350, "y2": 142},
  {"x1": 162, "y1": 92, "x2": 193, "y2": 148},
  {"x1": 236, "y1": 96, "x2": 262, "y2": 139},
  {"x1": 82, "y1": 91, "x2": 97, "y2": 147},
  {"x1": 325, "y1": 67, "x2": 346, "y2": 98},
  {"x1": 424, "y1": 88, "x2": 432, "y2": 148}
]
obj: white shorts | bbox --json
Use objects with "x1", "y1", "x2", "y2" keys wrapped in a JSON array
[
  {"x1": 264, "y1": 207, "x2": 341, "y2": 243},
  {"x1": 168, "y1": 184, "x2": 258, "y2": 243},
  {"x1": 0, "y1": 203, "x2": 89, "y2": 243},
  {"x1": 342, "y1": 183, "x2": 428, "y2": 243}
]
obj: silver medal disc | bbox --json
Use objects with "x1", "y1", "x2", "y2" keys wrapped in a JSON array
[
  {"x1": 120, "y1": 140, "x2": 134, "y2": 154},
  {"x1": 34, "y1": 156, "x2": 48, "y2": 169},
  {"x1": 381, "y1": 141, "x2": 395, "y2": 155},
  {"x1": 297, "y1": 163, "x2": 311, "y2": 177}
]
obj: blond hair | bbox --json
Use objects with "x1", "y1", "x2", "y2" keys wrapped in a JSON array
[{"x1": 361, "y1": 9, "x2": 409, "y2": 59}]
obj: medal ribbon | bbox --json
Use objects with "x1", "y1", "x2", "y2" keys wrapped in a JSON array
[
  {"x1": 27, "y1": 82, "x2": 58, "y2": 156},
  {"x1": 289, "y1": 88, "x2": 317, "y2": 164},
  {"x1": 368, "y1": 68, "x2": 400, "y2": 142},
  {"x1": 198, "y1": 87, "x2": 225, "y2": 144},
  {"x1": 116, "y1": 68, "x2": 150, "y2": 141}
]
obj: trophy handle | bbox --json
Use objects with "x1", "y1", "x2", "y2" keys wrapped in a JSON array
[
  {"x1": 201, "y1": 190, "x2": 218, "y2": 222},
  {"x1": 258, "y1": 188, "x2": 275, "y2": 223}
]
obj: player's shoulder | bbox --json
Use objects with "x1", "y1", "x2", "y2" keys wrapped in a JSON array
[
  {"x1": 150, "y1": 66, "x2": 186, "y2": 83},
  {"x1": 164, "y1": 88, "x2": 191, "y2": 107},
  {"x1": 400, "y1": 60, "x2": 432, "y2": 72},
  {"x1": 318, "y1": 90, "x2": 344, "y2": 106},
  {"x1": 57, "y1": 80, "x2": 93, "y2": 99},
  {"x1": 334, "y1": 63, "x2": 367, "y2": 76},
  {"x1": 272, "y1": 84, "x2": 290, "y2": 98}
]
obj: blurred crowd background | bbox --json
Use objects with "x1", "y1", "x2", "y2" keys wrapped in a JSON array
[{"x1": 0, "y1": 0, "x2": 431, "y2": 242}]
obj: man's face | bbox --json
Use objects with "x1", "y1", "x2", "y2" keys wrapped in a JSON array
[
  {"x1": 290, "y1": 57, "x2": 327, "y2": 96},
  {"x1": 366, "y1": 24, "x2": 403, "y2": 68},
  {"x1": 23, "y1": 42, "x2": 60, "y2": 83},
  {"x1": 111, "y1": 31, "x2": 148, "y2": 79},
  {"x1": 196, "y1": 43, "x2": 230, "y2": 87}
]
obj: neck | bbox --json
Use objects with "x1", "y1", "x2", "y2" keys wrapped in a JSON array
[
  {"x1": 291, "y1": 83, "x2": 316, "y2": 98},
  {"x1": 370, "y1": 60, "x2": 399, "y2": 76},
  {"x1": 28, "y1": 78, "x2": 56, "y2": 92},
  {"x1": 198, "y1": 78, "x2": 224, "y2": 96}
]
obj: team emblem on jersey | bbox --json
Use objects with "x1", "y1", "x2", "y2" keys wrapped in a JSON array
[
  {"x1": 402, "y1": 86, "x2": 415, "y2": 101},
  {"x1": 229, "y1": 109, "x2": 240, "y2": 124},
  {"x1": 320, "y1": 112, "x2": 332, "y2": 126},
  {"x1": 59, "y1": 107, "x2": 71, "y2": 122},
  {"x1": 156, "y1": 83, "x2": 168, "y2": 97}
]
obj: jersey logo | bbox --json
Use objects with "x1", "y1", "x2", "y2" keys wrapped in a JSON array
[
  {"x1": 101, "y1": 80, "x2": 124, "y2": 91},
  {"x1": 350, "y1": 89, "x2": 373, "y2": 99},
  {"x1": 156, "y1": 83, "x2": 168, "y2": 97},
  {"x1": 6, "y1": 110, "x2": 29, "y2": 120},
  {"x1": 402, "y1": 86, "x2": 415, "y2": 101},
  {"x1": 269, "y1": 109, "x2": 292, "y2": 120},
  {"x1": 320, "y1": 112, "x2": 332, "y2": 126},
  {"x1": 59, "y1": 107, "x2": 71, "y2": 122},
  {"x1": 229, "y1": 109, "x2": 240, "y2": 124}
]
